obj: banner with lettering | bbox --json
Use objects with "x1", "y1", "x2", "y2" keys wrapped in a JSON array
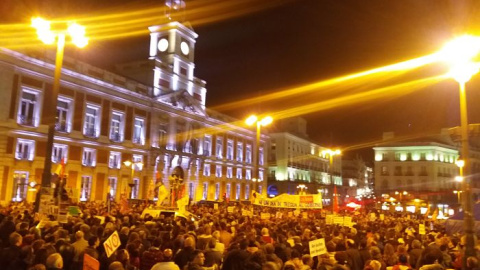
[{"x1": 254, "y1": 193, "x2": 322, "y2": 209}]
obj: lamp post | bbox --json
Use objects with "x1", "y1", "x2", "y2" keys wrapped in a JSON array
[
  {"x1": 124, "y1": 160, "x2": 144, "y2": 199},
  {"x1": 322, "y1": 149, "x2": 341, "y2": 204},
  {"x1": 31, "y1": 18, "x2": 88, "y2": 189},
  {"x1": 297, "y1": 184, "x2": 307, "y2": 195},
  {"x1": 246, "y1": 115, "x2": 273, "y2": 195}
]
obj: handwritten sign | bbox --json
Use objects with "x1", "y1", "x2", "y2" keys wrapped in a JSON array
[
  {"x1": 344, "y1": 216, "x2": 352, "y2": 227},
  {"x1": 83, "y1": 253, "x2": 99, "y2": 270},
  {"x1": 214, "y1": 203, "x2": 218, "y2": 210},
  {"x1": 419, "y1": 224, "x2": 426, "y2": 235},
  {"x1": 309, "y1": 238, "x2": 327, "y2": 257},
  {"x1": 326, "y1": 215, "x2": 334, "y2": 225},
  {"x1": 334, "y1": 216, "x2": 344, "y2": 225},
  {"x1": 302, "y1": 212, "x2": 308, "y2": 219},
  {"x1": 379, "y1": 214, "x2": 384, "y2": 221},
  {"x1": 276, "y1": 212, "x2": 283, "y2": 219},
  {"x1": 370, "y1": 213, "x2": 376, "y2": 221},
  {"x1": 103, "y1": 231, "x2": 121, "y2": 258},
  {"x1": 261, "y1": 213, "x2": 271, "y2": 220},
  {"x1": 227, "y1": 206, "x2": 234, "y2": 213}
]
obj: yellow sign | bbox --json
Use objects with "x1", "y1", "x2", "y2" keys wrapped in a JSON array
[
  {"x1": 254, "y1": 193, "x2": 323, "y2": 209},
  {"x1": 261, "y1": 213, "x2": 271, "y2": 220},
  {"x1": 103, "y1": 231, "x2": 121, "y2": 258},
  {"x1": 309, "y1": 238, "x2": 327, "y2": 257},
  {"x1": 83, "y1": 253, "x2": 100, "y2": 270},
  {"x1": 419, "y1": 224, "x2": 426, "y2": 235}
]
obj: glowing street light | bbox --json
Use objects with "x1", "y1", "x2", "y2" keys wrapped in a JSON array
[
  {"x1": 32, "y1": 17, "x2": 88, "y2": 191},
  {"x1": 441, "y1": 35, "x2": 480, "y2": 260},
  {"x1": 245, "y1": 115, "x2": 273, "y2": 194}
]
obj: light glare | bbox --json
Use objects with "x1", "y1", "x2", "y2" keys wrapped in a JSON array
[
  {"x1": 245, "y1": 115, "x2": 258, "y2": 126},
  {"x1": 260, "y1": 116, "x2": 273, "y2": 126}
]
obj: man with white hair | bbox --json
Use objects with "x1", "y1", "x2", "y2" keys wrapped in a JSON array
[
  {"x1": 46, "y1": 253, "x2": 63, "y2": 270},
  {"x1": 71, "y1": 231, "x2": 88, "y2": 265}
]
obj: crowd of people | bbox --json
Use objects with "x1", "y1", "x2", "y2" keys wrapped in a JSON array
[{"x1": 0, "y1": 199, "x2": 478, "y2": 270}]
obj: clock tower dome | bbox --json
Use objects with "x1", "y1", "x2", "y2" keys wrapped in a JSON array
[{"x1": 149, "y1": 0, "x2": 206, "y2": 108}]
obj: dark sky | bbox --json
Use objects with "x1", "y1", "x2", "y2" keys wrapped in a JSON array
[{"x1": 3, "y1": 0, "x2": 480, "y2": 162}]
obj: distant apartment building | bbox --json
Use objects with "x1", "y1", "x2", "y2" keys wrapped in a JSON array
[
  {"x1": 373, "y1": 129, "x2": 480, "y2": 204},
  {"x1": 0, "y1": 2, "x2": 267, "y2": 204},
  {"x1": 266, "y1": 117, "x2": 342, "y2": 205}
]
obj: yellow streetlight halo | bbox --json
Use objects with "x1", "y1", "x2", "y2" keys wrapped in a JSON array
[
  {"x1": 260, "y1": 116, "x2": 273, "y2": 126},
  {"x1": 439, "y1": 35, "x2": 480, "y2": 65},
  {"x1": 448, "y1": 61, "x2": 480, "y2": 84},
  {"x1": 245, "y1": 115, "x2": 258, "y2": 126},
  {"x1": 456, "y1": 159, "x2": 465, "y2": 168},
  {"x1": 123, "y1": 160, "x2": 132, "y2": 167},
  {"x1": 455, "y1": 176, "x2": 464, "y2": 182}
]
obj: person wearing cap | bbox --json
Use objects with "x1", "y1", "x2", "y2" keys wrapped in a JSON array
[{"x1": 151, "y1": 249, "x2": 180, "y2": 270}]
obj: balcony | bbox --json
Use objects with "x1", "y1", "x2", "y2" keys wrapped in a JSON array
[
  {"x1": 109, "y1": 161, "x2": 119, "y2": 169},
  {"x1": 15, "y1": 151, "x2": 31, "y2": 161},
  {"x1": 110, "y1": 132, "x2": 122, "y2": 142},
  {"x1": 82, "y1": 159, "x2": 95, "y2": 167},
  {"x1": 18, "y1": 115, "x2": 36, "y2": 127},
  {"x1": 132, "y1": 136, "x2": 144, "y2": 145},
  {"x1": 55, "y1": 122, "x2": 70, "y2": 133},
  {"x1": 84, "y1": 128, "x2": 98, "y2": 138}
]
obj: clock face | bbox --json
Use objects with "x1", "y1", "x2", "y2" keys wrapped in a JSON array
[
  {"x1": 158, "y1": 38, "x2": 169, "y2": 52},
  {"x1": 180, "y1": 41, "x2": 190, "y2": 55}
]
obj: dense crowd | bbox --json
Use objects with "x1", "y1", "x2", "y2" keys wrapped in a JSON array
[{"x1": 0, "y1": 199, "x2": 478, "y2": 270}]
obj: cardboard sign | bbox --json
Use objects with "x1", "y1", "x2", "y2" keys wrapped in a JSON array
[
  {"x1": 227, "y1": 206, "x2": 234, "y2": 213},
  {"x1": 370, "y1": 213, "x2": 376, "y2": 221},
  {"x1": 326, "y1": 215, "x2": 334, "y2": 225},
  {"x1": 261, "y1": 213, "x2": 271, "y2": 220},
  {"x1": 276, "y1": 212, "x2": 283, "y2": 219},
  {"x1": 344, "y1": 216, "x2": 352, "y2": 227},
  {"x1": 214, "y1": 203, "x2": 218, "y2": 210},
  {"x1": 103, "y1": 231, "x2": 121, "y2": 258},
  {"x1": 309, "y1": 238, "x2": 327, "y2": 257},
  {"x1": 83, "y1": 253, "x2": 99, "y2": 270},
  {"x1": 379, "y1": 214, "x2": 385, "y2": 221},
  {"x1": 242, "y1": 210, "x2": 251, "y2": 217},
  {"x1": 419, "y1": 224, "x2": 426, "y2": 235},
  {"x1": 334, "y1": 216, "x2": 344, "y2": 225},
  {"x1": 302, "y1": 212, "x2": 308, "y2": 219}
]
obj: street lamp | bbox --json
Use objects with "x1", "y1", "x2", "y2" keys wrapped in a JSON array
[
  {"x1": 441, "y1": 35, "x2": 480, "y2": 260},
  {"x1": 453, "y1": 190, "x2": 463, "y2": 204},
  {"x1": 32, "y1": 18, "x2": 88, "y2": 189},
  {"x1": 297, "y1": 184, "x2": 307, "y2": 195},
  {"x1": 124, "y1": 160, "x2": 144, "y2": 199},
  {"x1": 321, "y1": 149, "x2": 341, "y2": 204},
  {"x1": 246, "y1": 115, "x2": 273, "y2": 194}
]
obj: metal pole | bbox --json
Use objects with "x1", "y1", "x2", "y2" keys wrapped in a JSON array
[
  {"x1": 41, "y1": 33, "x2": 65, "y2": 188},
  {"x1": 459, "y1": 81, "x2": 475, "y2": 262},
  {"x1": 255, "y1": 122, "x2": 261, "y2": 194}
]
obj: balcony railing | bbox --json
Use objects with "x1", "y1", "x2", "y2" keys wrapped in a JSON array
[
  {"x1": 84, "y1": 128, "x2": 98, "y2": 138},
  {"x1": 82, "y1": 159, "x2": 95, "y2": 167},
  {"x1": 18, "y1": 115, "x2": 37, "y2": 127},
  {"x1": 55, "y1": 122, "x2": 70, "y2": 133},
  {"x1": 15, "y1": 151, "x2": 31, "y2": 160},
  {"x1": 110, "y1": 132, "x2": 122, "y2": 142},
  {"x1": 132, "y1": 136, "x2": 144, "y2": 144}
]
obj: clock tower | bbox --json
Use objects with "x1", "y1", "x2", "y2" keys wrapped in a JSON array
[{"x1": 149, "y1": 0, "x2": 206, "y2": 108}]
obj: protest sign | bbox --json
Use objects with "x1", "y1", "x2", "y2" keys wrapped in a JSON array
[
  {"x1": 309, "y1": 238, "x2": 327, "y2": 257},
  {"x1": 104, "y1": 231, "x2": 121, "y2": 257}
]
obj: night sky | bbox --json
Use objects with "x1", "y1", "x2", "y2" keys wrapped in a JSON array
[{"x1": 3, "y1": 0, "x2": 480, "y2": 162}]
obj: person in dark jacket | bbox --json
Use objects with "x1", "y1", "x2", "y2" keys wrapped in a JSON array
[
  {"x1": 345, "y1": 239, "x2": 363, "y2": 270},
  {"x1": 174, "y1": 236, "x2": 196, "y2": 270},
  {"x1": 140, "y1": 237, "x2": 163, "y2": 270},
  {"x1": 1, "y1": 232, "x2": 22, "y2": 269}
]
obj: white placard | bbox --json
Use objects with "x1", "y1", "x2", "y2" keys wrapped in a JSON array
[
  {"x1": 309, "y1": 238, "x2": 327, "y2": 257},
  {"x1": 103, "y1": 231, "x2": 121, "y2": 258}
]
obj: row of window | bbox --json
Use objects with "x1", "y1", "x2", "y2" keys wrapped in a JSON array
[
  {"x1": 375, "y1": 152, "x2": 457, "y2": 163},
  {"x1": 15, "y1": 139, "x2": 144, "y2": 169},
  {"x1": 200, "y1": 182, "x2": 262, "y2": 201},
  {"x1": 202, "y1": 164, "x2": 263, "y2": 181},
  {"x1": 11, "y1": 172, "x2": 140, "y2": 202},
  {"x1": 18, "y1": 87, "x2": 146, "y2": 144},
  {"x1": 380, "y1": 165, "x2": 457, "y2": 177},
  {"x1": 379, "y1": 179, "x2": 459, "y2": 191}
]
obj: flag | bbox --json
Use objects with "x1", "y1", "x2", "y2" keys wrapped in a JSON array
[
  {"x1": 177, "y1": 195, "x2": 189, "y2": 214},
  {"x1": 54, "y1": 158, "x2": 65, "y2": 177},
  {"x1": 333, "y1": 185, "x2": 339, "y2": 213},
  {"x1": 157, "y1": 183, "x2": 168, "y2": 206}
]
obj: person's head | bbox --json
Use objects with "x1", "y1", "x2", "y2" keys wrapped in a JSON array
[
  {"x1": 9, "y1": 232, "x2": 22, "y2": 246},
  {"x1": 411, "y1": 240, "x2": 422, "y2": 249},
  {"x1": 262, "y1": 261, "x2": 279, "y2": 270},
  {"x1": 420, "y1": 246, "x2": 444, "y2": 265},
  {"x1": 399, "y1": 254, "x2": 408, "y2": 264},
  {"x1": 302, "y1": 254, "x2": 313, "y2": 266},
  {"x1": 212, "y1": 230, "x2": 221, "y2": 240},
  {"x1": 208, "y1": 237, "x2": 217, "y2": 249},
  {"x1": 368, "y1": 260, "x2": 382, "y2": 270},
  {"x1": 335, "y1": 251, "x2": 349, "y2": 266},
  {"x1": 467, "y1": 256, "x2": 479, "y2": 269},
  {"x1": 184, "y1": 236, "x2": 195, "y2": 248},
  {"x1": 191, "y1": 249, "x2": 205, "y2": 265},
  {"x1": 88, "y1": 236, "x2": 99, "y2": 248},
  {"x1": 108, "y1": 261, "x2": 125, "y2": 270},
  {"x1": 46, "y1": 253, "x2": 63, "y2": 269},
  {"x1": 369, "y1": 246, "x2": 382, "y2": 260},
  {"x1": 163, "y1": 248, "x2": 173, "y2": 261},
  {"x1": 75, "y1": 231, "x2": 84, "y2": 241},
  {"x1": 261, "y1": 228, "x2": 269, "y2": 236}
]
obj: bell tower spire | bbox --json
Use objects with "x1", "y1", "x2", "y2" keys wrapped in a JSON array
[
  {"x1": 148, "y1": 0, "x2": 207, "y2": 108},
  {"x1": 165, "y1": 0, "x2": 186, "y2": 22}
]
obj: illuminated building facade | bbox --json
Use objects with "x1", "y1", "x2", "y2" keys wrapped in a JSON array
[
  {"x1": 0, "y1": 2, "x2": 267, "y2": 204},
  {"x1": 373, "y1": 130, "x2": 462, "y2": 204},
  {"x1": 266, "y1": 117, "x2": 342, "y2": 204}
]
